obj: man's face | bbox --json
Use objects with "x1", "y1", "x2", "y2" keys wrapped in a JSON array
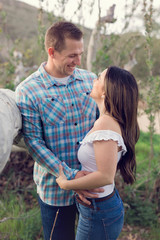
[{"x1": 53, "y1": 38, "x2": 84, "y2": 78}]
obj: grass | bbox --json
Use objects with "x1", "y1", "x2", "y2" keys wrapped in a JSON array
[
  {"x1": 0, "y1": 191, "x2": 43, "y2": 240},
  {"x1": 135, "y1": 131, "x2": 160, "y2": 189}
]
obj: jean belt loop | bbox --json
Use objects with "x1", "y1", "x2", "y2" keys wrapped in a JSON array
[
  {"x1": 115, "y1": 188, "x2": 118, "y2": 196},
  {"x1": 92, "y1": 199, "x2": 97, "y2": 210}
]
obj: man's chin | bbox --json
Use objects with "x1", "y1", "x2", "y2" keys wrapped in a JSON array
[{"x1": 67, "y1": 69, "x2": 75, "y2": 76}]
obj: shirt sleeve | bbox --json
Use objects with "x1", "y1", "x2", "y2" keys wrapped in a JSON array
[
  {"x1": 81, "y1": 130, "x2": 127, "y2": 156},
  {"x1": 15, "y1": 86, "x2": 78, "y2": 179}
]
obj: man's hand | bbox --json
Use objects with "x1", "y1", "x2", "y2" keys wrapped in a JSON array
[{"x1": 74, "y1": 171, "x2": 104, "y2": 205}]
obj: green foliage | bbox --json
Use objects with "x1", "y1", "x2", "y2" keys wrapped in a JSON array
[
  {"x1": 124, "y1": 195, "x2": 158, "y2": 227},
  {"x1": 5, "y1": 81, "x2": 15, "y2": 90},
  {"x1": 37, "y1": 20, "x2": 46, "y2": 53},
  {"x1": 5, "y1": 61, "x2": 15, "y2": 76},
  {"x1": 149, "y1": 227, "x2": 160, "y2": 240},
  {"x1": 122, "y1": 131, "x2": 160, "y2": 229},
  {"x1": 92, "y1": 31, "x2": 157, "y2": 86},
  {"x1": 0, "y1": 191, "x2": 43, "y2": 240},
  {"x1": 142, "y1": 0, "x2": 160, "y2": 176},
  {"x1": 0, "y1": 10, "x2": 7, "y2": 33},
  {"x1": 134, "y1": 132, "x2": 160, "y2": 190},
  {"x1": 92, "y1": 34, "x2": 119, "y2": 74},
  {"x1": 0, "y1": 61, "x2": 15, "y2": 89}
]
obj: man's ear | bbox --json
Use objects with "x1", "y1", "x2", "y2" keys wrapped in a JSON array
[{"x1": 48, "y1": 47, "x2": 54, "y2": 57}]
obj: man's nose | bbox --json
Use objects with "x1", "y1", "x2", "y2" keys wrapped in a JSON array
[{"x1": 74, "y1": 55, "x2": 81, "y2": 66}]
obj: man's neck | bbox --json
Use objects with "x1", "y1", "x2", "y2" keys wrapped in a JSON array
[{"x1": 44, "y1": 62, "x2": 57, "y2": 77}]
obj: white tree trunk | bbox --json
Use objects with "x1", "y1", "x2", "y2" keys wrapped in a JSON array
[
  {"x1": 86, "y1": 4, "x2": 116, "y2": 71},
  {"x1": 86, "y1": 22, "x2": 99, "y2": 71}
]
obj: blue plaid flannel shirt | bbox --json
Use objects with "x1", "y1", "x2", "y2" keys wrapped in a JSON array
[{"x1": 16, "y1": 62, "x2": 97, "y2": 206}]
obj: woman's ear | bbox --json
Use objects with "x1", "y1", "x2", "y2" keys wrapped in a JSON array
[
  {"x1": 48, "y1": 47, "x2": 54, "y2": 57},
  {"x1": 101, "y1": 92, "x2": 105, "y2": 99}
]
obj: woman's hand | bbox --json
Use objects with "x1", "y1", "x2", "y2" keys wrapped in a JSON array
[{"x1": 56, "y1": 165, "x2": 68, "y2": 190}]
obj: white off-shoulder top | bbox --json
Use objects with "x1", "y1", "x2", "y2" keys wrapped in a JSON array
[{"x1": 77, "y1": 130, "x2": 127, "y2": 198}]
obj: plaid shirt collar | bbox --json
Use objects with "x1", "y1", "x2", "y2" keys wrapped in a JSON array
[{"x1": 38, "y1": 62, "x2": 84, "y2": 89}]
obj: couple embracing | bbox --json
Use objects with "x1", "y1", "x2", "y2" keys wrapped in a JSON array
[{"x1": 16, "y1": 21, "x2": 139, "y2": 240}]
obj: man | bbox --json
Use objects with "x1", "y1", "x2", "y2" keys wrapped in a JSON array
[
  {"x1": 0, "y1": 89, "x2": 24, "y2": 173},
  {"x1": 16, "y1": 21, "x2": 101, "y2": 240}
]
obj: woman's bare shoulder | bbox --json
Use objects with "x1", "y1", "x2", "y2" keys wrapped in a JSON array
[{"x1": 93, "y1": 115, "x2": 121, "y2": 135}]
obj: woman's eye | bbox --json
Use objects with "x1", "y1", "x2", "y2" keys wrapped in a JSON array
[{"x1": 97, "y1": 73, "x2": 101, "y2": 80}]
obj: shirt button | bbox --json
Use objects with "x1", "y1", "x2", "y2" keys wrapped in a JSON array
[
  {"x1": 51, "y1": 98, "x2": 54, "y2": 101},
  {"x1": 74, "y1": 123, "x2": 77, "y2": 126},
  {"x1": 86, "y1": 92, "x2": 89, "y2": 95}
]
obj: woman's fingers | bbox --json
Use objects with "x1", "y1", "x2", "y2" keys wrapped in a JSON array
[{"x1": 59, "y1": 164, "x2": 63, "y2": 175}]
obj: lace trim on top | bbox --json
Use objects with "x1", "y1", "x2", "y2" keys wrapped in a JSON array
[{"x1": 80, "y1": 130, "x2": 127, "y2": 155}]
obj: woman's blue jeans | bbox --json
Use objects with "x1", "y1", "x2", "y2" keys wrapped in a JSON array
[
  {"x1": 38, "y1": 196, "x2": 77, "y2": 240},
  {"x1": 76, "y1": 189, "x2": 124, "y2": 240}
]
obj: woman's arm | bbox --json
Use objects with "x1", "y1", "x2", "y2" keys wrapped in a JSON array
[{"x1": 56, "y1": 140, "x2": 118, "y2": 190}]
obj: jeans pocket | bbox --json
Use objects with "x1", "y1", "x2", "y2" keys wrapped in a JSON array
[
  {"x1": 102, "y1": 209, "x2": 124, "y2": 240},
  {"x1": 103, "y1": 208, "x2": 124, "y2": 226},
  {"x1": 77, "y1": 202, "x2": 92, "y2": 220}
]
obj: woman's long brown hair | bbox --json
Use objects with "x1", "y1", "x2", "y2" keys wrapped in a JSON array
[{"x1": 104, "y1": 66, "x2": 140, "y2": 184}]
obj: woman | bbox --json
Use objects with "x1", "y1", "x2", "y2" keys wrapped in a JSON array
[{"x1": 56, "y1": 66, "x2": 140, "y2": 240}]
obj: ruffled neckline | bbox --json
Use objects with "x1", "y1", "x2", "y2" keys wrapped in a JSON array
[{"x1": 80, "y1": 130, "x2": 127, "y2": 155}]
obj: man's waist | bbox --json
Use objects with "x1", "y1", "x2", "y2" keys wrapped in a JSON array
[{"x1": 36, "y1": 184, "x2": 75, "y2": 206}]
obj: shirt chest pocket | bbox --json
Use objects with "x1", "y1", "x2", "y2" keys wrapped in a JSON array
[
  {"x1": 40, "y1": 96, "x2": 66, "y2": 125},
  {"x1": 79, "y1": 92, "x2": 96, "y2": 117}
]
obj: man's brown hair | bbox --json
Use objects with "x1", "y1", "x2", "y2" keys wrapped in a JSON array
[{"x1": 45, "y1": 21, "x2": 83, "y2": 52}]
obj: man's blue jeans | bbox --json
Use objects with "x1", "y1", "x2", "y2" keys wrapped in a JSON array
[
  {"x1": 76, "y1": 189, "x2": 124, "y2": 240},
  {"x1": 38, "y1": 196, "x2": 77, "y2": 240}
]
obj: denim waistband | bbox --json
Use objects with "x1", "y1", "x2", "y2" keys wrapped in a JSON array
[{"x1": 75, "y1": 189, "x2": 116, "y2": 210}]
